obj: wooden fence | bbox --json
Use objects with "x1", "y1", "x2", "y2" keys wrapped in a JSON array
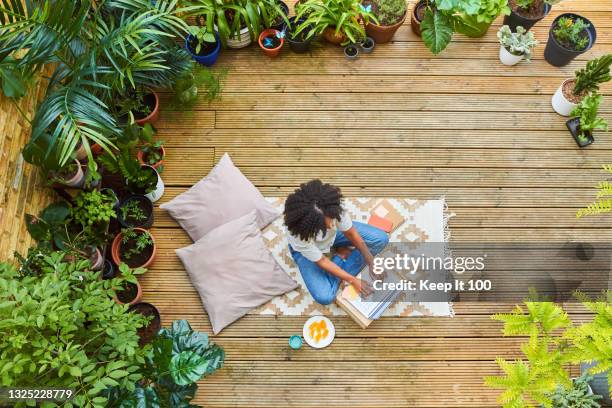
[{"x1": 0, "y1": 77, "x2": 53, "y2": 260}]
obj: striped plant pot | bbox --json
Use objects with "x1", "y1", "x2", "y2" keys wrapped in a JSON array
[{"x1": 227, "y1": 27, "x2": 252, "y2": 49}]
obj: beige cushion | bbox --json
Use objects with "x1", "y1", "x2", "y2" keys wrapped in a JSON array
[
  {"x1": 160, "y1": 153, "x2": 280, "y2": 241},
  {"x1": 176, "y1": 211, "x2": 298, "y2": 334}
]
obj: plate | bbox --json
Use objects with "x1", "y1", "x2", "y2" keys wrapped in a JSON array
[{"x1": 302, "y1": 316, "x2": 335, "y2": 349}]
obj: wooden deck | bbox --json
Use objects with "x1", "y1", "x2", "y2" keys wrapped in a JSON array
[{"x1": 141, "y1": 1, "x2": 612, "y2": 406}]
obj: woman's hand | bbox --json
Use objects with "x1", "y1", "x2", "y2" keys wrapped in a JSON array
[{"x1": 349, "y1": 276, "x2": 373, "y2": 297}]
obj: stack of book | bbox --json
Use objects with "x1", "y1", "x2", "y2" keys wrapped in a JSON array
[{"x1": 335, "y1": 200, "x2": 405, "y2": 328}]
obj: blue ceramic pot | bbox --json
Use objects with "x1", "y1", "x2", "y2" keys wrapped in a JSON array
[{"x1": 186, "y1": 33, "x2": 221, "y2": 66}]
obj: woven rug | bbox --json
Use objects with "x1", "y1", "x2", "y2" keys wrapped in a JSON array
[{"x1": 253, "y1": 197, "x2": 455, "y2": 317}]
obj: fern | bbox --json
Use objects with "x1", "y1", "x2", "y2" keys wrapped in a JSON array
[
  {"x1": 492, "y1": 302, "x2": 570, "y2": 338},
  {"x1": 577, "y1": 165, "x2": 612, "y2": 218}
]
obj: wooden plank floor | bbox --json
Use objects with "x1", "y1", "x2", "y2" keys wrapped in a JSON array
[{"x1": 141, "y1": 1, "x2": 611, "y2": 406}]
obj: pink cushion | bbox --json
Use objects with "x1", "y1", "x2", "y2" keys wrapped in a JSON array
[
  {"x1": 160, "y1": 153, "x2": 280, "y2": 241},
  {"x1": 176, "y1": 211, "x2": 298, "y2": 334}
]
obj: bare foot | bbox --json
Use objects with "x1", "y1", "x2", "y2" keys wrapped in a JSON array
[{"x1": 335, "y1": 247, "x2": 352, "y2": 260}]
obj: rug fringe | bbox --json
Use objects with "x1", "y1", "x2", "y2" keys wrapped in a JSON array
[{"x1": 440, "y1": 195, "x2": 456, "y2": 318}]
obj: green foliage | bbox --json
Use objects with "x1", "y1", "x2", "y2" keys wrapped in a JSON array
[
  {"x1": 171, "y1": 65, "x2": 226, "y2": 111},
  {"x1": 515, "y1": 0, "x2": 563, "y2": 10},
  {"x1": 550, "y1": 374, "x2": 602, "y2": 408},
  {"x1": 121, "y1": 200, "x2": 148, "y2": 224},
  {"x1": 553, "y1": 17, "x2": 590, "y2": 51},
  {"x1": 106, "y1": 320, "x2": 225, "y2": 407},
  {"x1": 1, "y1": 0, "x2": 192, "y2": 169},
  {"x1": 573, "y1": 55, "x2": 612, "y2": 96},
  {"x1": 421, "y1": 9, "x2": 453, "y2": 54},
  {"x1": 472, "y1": 0, "x2": 511, "y2": 24},
  {"x1": 294, "y1": 0, "x2": 378, "y2": 45},
  {"x1": 577, "y1": 165, "x2": 612, "y2": 217},
  {"x1": 486, "y1": 298, "x2": 612, "y2": 406},
  {"x1": 366, "y1": 0, "x2": 407, "y2": 26},
  {"x1": 187, "y1": 25, "x2": 217, "y2": 54},
  {"x1": 120, "y1": 228, "x2": 154, "y2": 261},
  {"x1": 498, "y1": 25, "x2": 538, "y2": 61},
  {"x1": 0, "y1": 252, "x2": 149, "y2": 408},
  {"x1": 25, "y1": 201, "x2": 71, "y2": 250},
  {"x1": 570, "y1": 94, "x2": 608, "y2": 139},
  {"x1": 72, "y1": 190, "x2": 117, "y2": 229},
  {"x1": 13, "y1": 246, "x2": 53, "y2": 277},
  {"x1": 140, "y1": 140, "x2": 165, "y2": 170},
  {"x1": 185, "y1": 0, "x2": 280, "y2": 46}
]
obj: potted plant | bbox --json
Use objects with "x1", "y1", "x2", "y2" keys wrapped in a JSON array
[
  {"x1": 137, "y1": 140, "x2": 165, "y2": 171},
  {"x1": 118, "y1": 195, "x2": 154, "y2": 229},
  {"x1": 497, "y1": 25, "x2": 538, "y2": 66},
  {"x1": 102, "y1": 259, "x2": 116, "y2": 279},
  {"x1": 261, "y1": 0, "x2": 290, "y2": 31},
  {"x1": 186, "y1": 25, "x2": 221, "y2": 67},
  {"x1": 453, "y1": 0, "x2": 511, "y2": 38},
  {"x1": 258, "y1": 28, "x2": 285, "y2": 57},
  {"x1": 115, "y1": 88, "x2": 160, "y2": 126},
  {"x1": 567, "y1": 94, "x2": 608, "y2": 148},
  {"x1": 344, "y1": 43, "x2": 360, "y2": 60},
  {"x1": 52, "y1": 159, "x2": 86, "y2": 188},
  {"x1": 552, "y1": 55, "x2": 612, "y2": 116},
  {"x1": 25, "y1": 201, "x2": 71, "y2": 250},
  {"x1": 548, "y1": 374, "x2": 602, "y2": 408},
  {"x1": 286, "y1": 17, "x2": 315, "y2": 53},
  {"x1": 128, "y1": 302, "x2": 161, "y2": 345},
  {"x1": 71, "y1": 190, "x2": 117, "y2": 231},
  {"x1": 113, "y1": 263, "x2": 146, "y2": 306},
  {"x1": 294, "y1": 0, "x2": 378, "y2": 46},
  {"x1": 544, "y1": 14, "x2": 596, "y2": 67},
  {"x1": 410, "y1": 0, "x2": 428, "y2": 36},
  {"x1": 504, "y1": 0, "x2": 560, "y2": 31},
  {"x1": 105, "y1": 320, "x2": 225, "y2": 406},
  {"x1": 363, "y1": 0, "x2": 407, "y2": 44},
  {"x1": 111, "y1": 228, "x2": 156, "y2": 269}
]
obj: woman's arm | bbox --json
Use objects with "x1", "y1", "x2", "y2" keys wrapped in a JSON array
[
  {"x1": 315, "y1": 256, "x2": 372, "y2": 296},
  {"x1": 343, "y1": 226, "x2": 375, "y2": 273}
]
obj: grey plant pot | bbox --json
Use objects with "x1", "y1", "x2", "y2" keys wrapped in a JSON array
[{"x1": 581, "y1": 362, "x2": 611, "y2": 405}]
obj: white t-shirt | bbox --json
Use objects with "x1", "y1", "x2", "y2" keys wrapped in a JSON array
[{"x1": 287, "y1": 211, "x2": 353, "y2": 262}]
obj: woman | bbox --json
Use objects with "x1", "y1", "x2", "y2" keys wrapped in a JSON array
[{"x1": 284, "y1": 179, "x2": 389, "y2": 305}]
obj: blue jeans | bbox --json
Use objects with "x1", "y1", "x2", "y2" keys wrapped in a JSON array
[{"x1": 289, "y1": 222, "x2": 389, "y2": 305}]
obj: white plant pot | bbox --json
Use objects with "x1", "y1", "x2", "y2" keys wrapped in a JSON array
[
  {"x1": 59, "y1": 159, "x2": 85, "y2": 188},
  {"x1": 499, "y1": 45, "x2": 524, "y2": 66},
  {"x1": 552, "y1": 78, "x2": 578, "y2": 117},
  {"x1": 145, "y1": 168, "x2": 165, "y2": 203},
  {"x1": 227, "y1": 26, "x2": 252, "y2": 49}
]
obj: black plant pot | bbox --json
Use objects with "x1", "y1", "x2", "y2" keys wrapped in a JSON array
[
  {"x1": 270, "y1": 1, "x2": 290, "y2": 32},
  {"x1": 102, "y1": 260, "x2": 116, "y2": 280},
  {"x1": 128, "y1": 302, "x2": 161, "y2": 345},
  {"x1": 503, "y1": 3, "x2": 551, "y2": 31},
  {"x1": 286, "y1": 17, "x2": 313, "y2": 53},
  {"x1": 544, "y1": 13, "x2": 596, "y2": 67},
  {"x1": 566, "y1": 117, "x2": 594, "y2": 148},
  {"x1": 117, "y1": 195, "x2": 154, "y2": 229}
]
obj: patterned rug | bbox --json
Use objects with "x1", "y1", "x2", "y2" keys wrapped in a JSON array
[{"x1": 254, "y1": 197, "x2": 455, "y2": 317}]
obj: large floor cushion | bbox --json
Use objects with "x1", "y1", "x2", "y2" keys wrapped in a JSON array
[
  {"x1": 160, "y1": 153, "x2": 280, "y2": 241},
  {"x1": 176, "y1": 211, "x2": 299, "y2": 334}
]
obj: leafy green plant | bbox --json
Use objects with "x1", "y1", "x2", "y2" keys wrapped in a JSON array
[
  {"x1": 570, "y1": 94, "x2": 608, "y2": 140},
  {"x1": 498, "y1": 25, "x2": 538, "y2": 61},
  {"x1": 187, "y1": 25, "x2": 217, "y2": 54},
  {"x1": 577, "y1": 165, "x2": 612, "y2": 218},
  {"x1": 105, "y1": 320, "x2": 225, "y2": 407},
  {"x1": 514, "y1": 0, "x2": 563, "y2": 12},
  {"x1": 120, "y1": 228, "x2": 154, "y2": 261},
  {"x1": 140, "y1": 140, "x2": 165, "y2": 170},
  {"x1": 257, "y1": 0, "x2": 290, "y2": 29},
  {"x1": 25, "y1": 201, "x2": 71, "y2": 250},
  {"x1": 2, "y1": 0, "x2": 192, "y2": 170},
  {"x1": 421, "y1": 8, "x2": 453, "y2": 54},
  {"x1": 485, "y1": 296, "x2": 612, "y2": 407},
  {"x1": 121, "y1": 201, "x2": 148, "y2": 224},
  {"x1": 549, "y1": 374, "x2": 602, "y2": 408},
  {"x1": 172, "y1": 65, "x2": 226, "y2": 109},
  {"x1": 0, "y1": 252, "x2": 149, "y2": 408},
  {"x1": 72, "y1": 190, "x2": 117, "y2": 229},
  {"x1": 553, "y1": 16, "x2": 590, "y2": 51},
  {"x1": 364, "y1": 0, "x2": 407, "y2": 26},
  {"x1": 294, "y1": 0, "x2": 378, "y2": 45},
  {"x1": 573, "y1": 55, "x2": 612, "y2": 96}
]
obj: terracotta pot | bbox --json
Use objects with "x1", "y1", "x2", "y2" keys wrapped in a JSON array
[
  {"x1": 114, "y1": 280, "x2": 143, "y2": 306},
  {"x1": 111, "y1": 227, "x2": 156, "y2": 269},
  {"x1": 91, "y1": 143, "x2": 104, "y2": 156},
  {"x1": 258, "y1": 29, "x2": 284, "y2": 57},
  {"x1": 323, "y1": 27, "x2": 347, "y2": 45},
  {"x1": 135, "y1": 91, "x2": 160, "y2": 126},
  {"x1": 365, "y1": 11, "x2": 406, "y2": 44},
  {"x1": 75, "y1": 143, "x2": 88, "y2": 160},
  {"x1": 411, "y1": 0, "x2": 427, "y2": 36},
  {"x1": 137, "y1": 145, "x2": 165, "y2": 170}
]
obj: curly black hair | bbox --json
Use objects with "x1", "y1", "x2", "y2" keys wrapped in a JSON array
[{"x1": 284, "y1": 179, "x2": 344, "y2": 241}]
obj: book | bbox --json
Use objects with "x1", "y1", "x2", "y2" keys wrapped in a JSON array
[
  {"x1": 371, "y1": 200, "x2": 404, "y2": 232},
  {"x1": 368, "y1": 214, "x2": 393, "y2": 233}
]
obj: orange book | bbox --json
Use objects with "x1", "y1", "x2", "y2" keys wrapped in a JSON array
[{"x1": 368, "y1": 214, "x2": 393, "y2": 233}]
